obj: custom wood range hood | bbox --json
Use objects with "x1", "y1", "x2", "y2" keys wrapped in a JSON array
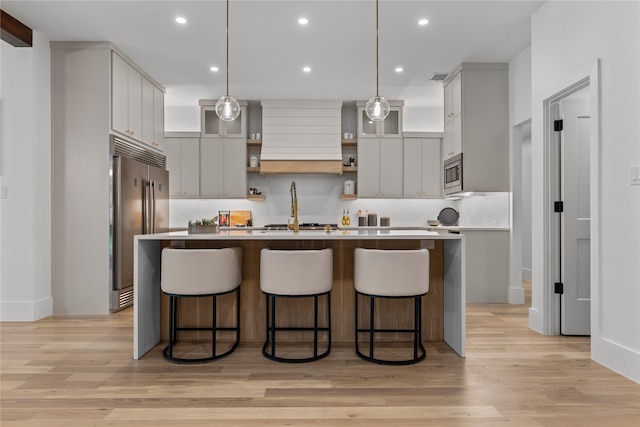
[{"x1": 259, "y1": 100, "x2": 343, "y2": 174}]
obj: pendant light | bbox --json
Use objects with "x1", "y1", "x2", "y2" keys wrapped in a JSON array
[
  {"x1": 215, "y1": 0, "x2": 240, "y2": 121},
  {"x1": 365, "y1": 0, "x2": 390, "y2": 122}
]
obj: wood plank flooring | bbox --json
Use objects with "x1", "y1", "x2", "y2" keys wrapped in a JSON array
[{"x1": 2, "y1": 283, "x2": 639, "y2": 426}]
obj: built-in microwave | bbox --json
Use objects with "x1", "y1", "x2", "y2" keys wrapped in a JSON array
[{"x1": 443, "y1": 153, "x2": 463, "y2": 195}]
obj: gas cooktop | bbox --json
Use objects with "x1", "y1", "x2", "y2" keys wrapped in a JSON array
[{"x1": 263, "y1": 223, "x2": 338, "y2": 230}]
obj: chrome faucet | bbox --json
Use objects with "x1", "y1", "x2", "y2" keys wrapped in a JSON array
[{"x1": 288, "y1": 181, "x2": 299, "y2": 233}]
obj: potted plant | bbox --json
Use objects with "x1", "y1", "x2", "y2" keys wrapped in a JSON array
[{"x1": 188, "y1": 217, "x2": 219, "y2": 234}]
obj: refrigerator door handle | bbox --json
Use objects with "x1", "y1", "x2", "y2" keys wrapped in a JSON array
[
  {"x1": 142, "y1": 179, "x2": 148, "y2": 234},
  {"x1": 151, "y1": 180, "x2": 156, "y2": 234}
]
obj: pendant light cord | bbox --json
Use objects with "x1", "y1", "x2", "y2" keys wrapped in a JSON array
[
  {"x1": 375, "y1": 0, "x2": 379, "y2": 97},
  {"x1": 225, "y1": 0, "x2": 230, "y2": 97}
]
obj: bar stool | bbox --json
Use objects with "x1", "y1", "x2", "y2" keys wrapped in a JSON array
[
  {"x1": 161, "y1": 247, "x2": 242, "y2": 363},
  {"x1": 354, "y1": 248, "x2": 430, "y2": 365},
  {"x1": 260, "y1": 248, "x2": 333, "y2": 363}
]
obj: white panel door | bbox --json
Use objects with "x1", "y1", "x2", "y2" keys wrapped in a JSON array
[{"x1": 560, "y1": 98, "x2": 591, "y2": 336}]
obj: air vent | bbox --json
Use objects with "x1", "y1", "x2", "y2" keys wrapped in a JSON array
[
  {"x1": 430, "y1": 73, "x2": 450, "y2": 81},
  {"x1": 111, "y1": 137, "x2": 166, "y2": 169}
]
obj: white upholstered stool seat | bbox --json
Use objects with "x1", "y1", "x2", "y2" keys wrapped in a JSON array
[
  {"x1": 260, "y1": 248, "x2": 333, "y2": 363},
  {"x1": 161, "y1": 247, "x2": 243, "y2": 363},
  {"x1": 354, "y1": 248, "x2": 430, "y2": 365}
]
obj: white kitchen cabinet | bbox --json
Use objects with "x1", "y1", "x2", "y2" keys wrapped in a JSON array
[
  {"x1": 165, "y1": 136, "x2": 200, "y2": 198},
  {"x1": 50, "y1": 42, "x2": 166, "y2": 315},
  {"x1": 113, "y1": 51, "x2": 165, "y2": 152},
  {"x1": 357, "y1": 138, "x2": 403, "y2": 198},
  {"x1": 199, "y1": 100, "x2": 248, "y2": 138},
  {"x1": 442, "y1": 114, "x2": 462, "y2": 160},
  {"x1": 443, "y1": 71, "x2": 461, "y2": 123},
  {"x1": 442, "y1": 63, "x2": 509, "y2": 193},
  {"x1": 356, "y1": 100, "x2": 404, "y2": 138},
  {"x1": 112, "y1": 52, "x2": 143, "y2": 140},
  {"x1": 200, "y1": 137, "x2": 247, "y2": 198},
  {"x1": 463, "y1": 230, "x2": 510, "y2": 303},
  {"x1": 142, "y1": 80, "x2": 165, "y2": 152},
  {"x1": 403, "y1": 135, "x2": 441, "y2": 198},
  {"x1": 152, "y1": 86, "x2": 165, "y2": 151}
]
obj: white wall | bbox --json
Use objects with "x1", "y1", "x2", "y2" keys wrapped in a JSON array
[
  {"x1": 0, "y1": 33, "x2": 53, "y2": 321},
  {"x1": 530, "y1": 1, "x2": 640, "y2": 382},
  {"x1": 508, "y1": 46, "x2": 532, "y2": 304}
]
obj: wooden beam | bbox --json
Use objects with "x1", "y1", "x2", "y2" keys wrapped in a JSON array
[{"x1": 1, "y1": 9, "x2": 33, "y2": 47}]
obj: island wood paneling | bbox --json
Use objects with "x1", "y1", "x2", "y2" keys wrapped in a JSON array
[{"x1": 159, "y1": 239, "x2": 444, "y2": 345}]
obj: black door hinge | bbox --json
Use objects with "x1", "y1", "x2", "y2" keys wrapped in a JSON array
[
  {"x1": 554, "y1": 201, "x2": 564, "y2": 212},
  {"x1": 554, "y1": 119, "x2": 563, "y2": 131},
  {"x1": 554, "y1": 282, "x2": 564, "y2": 294}
]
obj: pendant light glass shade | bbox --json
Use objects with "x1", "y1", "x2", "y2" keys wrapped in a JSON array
[
  {"x1": 365, "y1": 0, "x2": 390, "y2": 122},
  {"x1": 215, "y1": 95, "x2": 240, "y2": 121},
  {"x1": 216, "y1": 0, "x2": 239, "y2": 122},
  {"x1": 365, "y1": 96, "x2": 390, "y2": 122}
]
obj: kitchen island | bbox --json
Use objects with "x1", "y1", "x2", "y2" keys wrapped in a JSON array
[{"x1": 133, "y1": 228, "x2": 465, "y2": 359}]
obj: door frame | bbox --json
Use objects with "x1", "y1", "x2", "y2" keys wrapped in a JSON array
[{"x1": 540, "y1": 60, "x2": 600, "y2": 335}]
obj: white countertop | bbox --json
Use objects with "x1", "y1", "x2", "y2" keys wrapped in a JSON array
[{"x1": 140, "y1": 227, "x2": 463, "y2": 241}]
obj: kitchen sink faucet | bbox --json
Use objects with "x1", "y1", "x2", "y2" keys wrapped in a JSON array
[{"x1": 288, "y1": 181, "x2": 299, "y2": 233}]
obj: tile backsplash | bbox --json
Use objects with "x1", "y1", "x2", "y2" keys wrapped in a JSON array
[{"x1": 170, "y1": 174, "x2": 510, "y2": 229}]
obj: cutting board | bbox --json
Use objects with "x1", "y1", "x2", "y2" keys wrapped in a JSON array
[{"x1": 230, "y1": 210, "x2": 252, "y2": 226}]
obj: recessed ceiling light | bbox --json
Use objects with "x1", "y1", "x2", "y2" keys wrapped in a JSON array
[
  {"x1": 303, "y1": 66, "x2": 311, "y2": 73},
  {"x1": 298, "y1": 17, "x2": 309, "y2": 25},
  {"x1": 210, "y1": 66, "x2": 219, "y2": 72},
  {"x1": 395, "y1": 67, "x2": 404, "y2": 73},
  {"x1": 418, "y1": 18, "x2": 429, "y2": 26},
  {"x1": 175, "y1": 16, "x2": 187, "y2": 24}
]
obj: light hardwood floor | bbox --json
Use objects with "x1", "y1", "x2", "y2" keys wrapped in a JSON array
[{"x1": 2, "y1": 283, "x2": 639, "y2": 426}]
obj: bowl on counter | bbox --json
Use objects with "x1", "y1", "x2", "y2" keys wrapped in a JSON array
[{"x1": 427, "y1": 219, "x2": 440, "y2": 227}]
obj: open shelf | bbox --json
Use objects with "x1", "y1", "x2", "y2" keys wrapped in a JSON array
[
  {"x1": 342, "y1": 166, "x2": 357, "y2": 173},
  {"x1": 247, "y1": 139, "x2": 262, "y2": 146},
  {"x1": 341, "y1": 138, "x2": 357, "y2": 146},
  {"x1": 340, "y1": 194, "x2": 357, "y2": 200},
  {"x1": 247, "y1": 167, "x2": 261, "y2": 173},
  {"x1": 247, "y1": 194, "x2": 265, "y2": 201}
]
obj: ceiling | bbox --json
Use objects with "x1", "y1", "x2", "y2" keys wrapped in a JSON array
[{"x1": 3, "y1": 0, "x2": 544, "y2": 108}]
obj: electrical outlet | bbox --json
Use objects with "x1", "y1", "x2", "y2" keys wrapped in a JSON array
[
  {"x1": 420, "y1": 240, "x2": 435, "y2": 250},
  {"x1": 0, "y1": 186, "x2": 6, "y2": 199}
]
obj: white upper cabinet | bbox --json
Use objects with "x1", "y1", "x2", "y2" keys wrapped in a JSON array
[
  {"x1": 165, "y1": 136, "x2": 200, "y2": 198},
  {"x1": 356, "y1": 100, "x2": 404, "y2": 138},
  {"x1": 357, "y1": 137, "x2": 403, "y2": 198},
  {"x1": 443, "y1": 71, "x2": 461, "y2": 123},
  {"x1": 442, "y1": 63, "x2": 509, "y2": 193},
  {"x1": 200, "y1": 100, "x2": 248, "y2": 138},
  {"x1": 200, "y1": 137, "x2": 247, "y2": 198},
  {"x1": 403, "y1": 136, "x2": 441, "y2": 198},
  {"x1": 142, "y1": 80, "x2": 165, "y2": 151},
  {"x1": 112, "y1": 52, "x2": 142, "y2": 140},
  {"x1": 112, "y1": 51, "x2": 165, "y2": 152}
]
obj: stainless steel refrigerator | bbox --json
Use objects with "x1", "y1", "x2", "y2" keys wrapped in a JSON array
[{"x1": 110, "y1": 137, "x2": 169, "y2": 311}]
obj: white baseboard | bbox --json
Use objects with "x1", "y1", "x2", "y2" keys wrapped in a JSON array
[
  {"x1": 592, "y1": 336, "x2": 640, "y2": 384},
  {"x1": 0, "y1": 297, "x2": 53, "y2": 321},
  {"x1": 528, "y1": 306, "x2": 544, "y2": 334}
]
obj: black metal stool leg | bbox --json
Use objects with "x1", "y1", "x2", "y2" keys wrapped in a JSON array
[
  {"x1": 369, "y1": 296, "x2": 375, "y2": 360},
  {"x1": 212, "y1": 295, "x2": 217, "y2": 358}
]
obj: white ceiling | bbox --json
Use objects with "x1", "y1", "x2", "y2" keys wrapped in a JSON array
[{"x1": 3, "y1": 0, "x2": 544, "y2": 107}]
